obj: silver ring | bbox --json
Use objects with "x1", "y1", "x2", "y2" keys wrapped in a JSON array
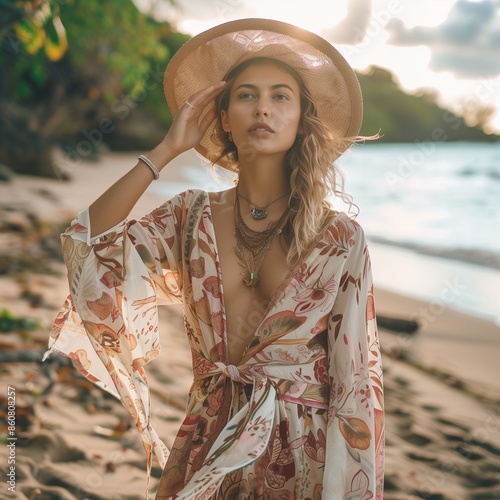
[{"x1": 185, "y1": 101, "x2": 196, "y2": 109}]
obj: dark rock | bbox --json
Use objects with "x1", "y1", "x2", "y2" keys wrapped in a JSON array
[{"x1": 0, "y1": 163, "x2": 13, "y2": 181}]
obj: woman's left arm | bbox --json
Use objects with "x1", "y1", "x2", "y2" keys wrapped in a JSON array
[{"x1": 323, "y1": 219, "x2": 385, "y2": 499}]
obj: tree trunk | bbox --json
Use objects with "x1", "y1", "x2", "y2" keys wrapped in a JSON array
[{"x1": 0, "y1": 101, "x2": 56, "y2": 177}]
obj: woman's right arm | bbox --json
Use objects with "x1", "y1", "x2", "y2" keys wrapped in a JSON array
[{"x1": 88, "y1": 81, "x2": 226, "y2": 237}]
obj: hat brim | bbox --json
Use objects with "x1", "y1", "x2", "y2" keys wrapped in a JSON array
[{"x1": 164, "y1": 18, "x2": 363, "y2": 171}]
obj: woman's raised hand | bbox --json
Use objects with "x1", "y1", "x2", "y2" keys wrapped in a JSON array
[
  {"x1": 161, "y1": 81, "x2": 227, "y2": 158},
  {"x1": 88, "y1": 81, "x2": 226, "y2": 237}
]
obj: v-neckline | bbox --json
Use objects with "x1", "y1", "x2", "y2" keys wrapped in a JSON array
[
  {"x1": 203, "y1": 190, "x2": 340, "y2": 366},
  {"x1": 205, "y1": 190, "x2": 273, "y2": 365}
]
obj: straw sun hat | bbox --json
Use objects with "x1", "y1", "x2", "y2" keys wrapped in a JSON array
[{"x1": 163, "y1": 18, "x2": 363, "y2": 170}]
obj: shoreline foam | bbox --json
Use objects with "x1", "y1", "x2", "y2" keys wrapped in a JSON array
[
  {"x1": 368, "y1": 234, "x2": 500, "y2": 271},
  {"x1": 369, "y1": 240, "x2": 500, "y2": 325}
]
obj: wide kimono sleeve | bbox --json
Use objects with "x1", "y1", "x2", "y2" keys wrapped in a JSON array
[
  {"x1": 44, "y1": 190, "x2": 194, "y2": 475},
  {"x1": 323, "y1": 219, "x2": 385, "y2": 499}
]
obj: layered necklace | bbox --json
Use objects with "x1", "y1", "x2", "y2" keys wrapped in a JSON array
[{"x1": 234, "y1": 187, "x2": 291, "y2": 290}]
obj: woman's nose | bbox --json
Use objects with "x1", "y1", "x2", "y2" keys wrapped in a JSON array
[{"x1": 254, "y1": 98, "x2": 269, "y2": 116}]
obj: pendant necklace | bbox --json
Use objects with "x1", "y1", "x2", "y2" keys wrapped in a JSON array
[
  {"x1": 236, "y1": 188, "x2": 290, "y2": 220},
  {"x1": 234, "y1": 193, "x2": 290, "y2": 290}
]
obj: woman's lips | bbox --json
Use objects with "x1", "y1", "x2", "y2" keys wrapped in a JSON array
[{"x1": 248, "y1": 122, "x2": 274, "y2": 133}]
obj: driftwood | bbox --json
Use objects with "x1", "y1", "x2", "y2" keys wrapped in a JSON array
[
  {"x1": 0, "y1": 349, "x2": 46, "y2": 363},
  {"x1": 376, "y1": 315, "x2": 419, "y2": 334}
]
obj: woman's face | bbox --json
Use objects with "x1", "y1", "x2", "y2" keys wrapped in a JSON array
[{"x1": 221, "y1": 61, "x2": 301, "y2": 162}]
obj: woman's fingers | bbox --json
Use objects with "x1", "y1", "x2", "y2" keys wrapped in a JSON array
[
  {"x1": 185, "y1": 81, "x2": 226, "y2": 108},
  {"x1": 198, "y1": 105, "x2": 217, "y2": 130},
  {"x1": 163, "y1": 82, "x2": 226, "y2": 155},
  {"x1": 183, "y1": 82, "x2": 226, "y2": 131}
]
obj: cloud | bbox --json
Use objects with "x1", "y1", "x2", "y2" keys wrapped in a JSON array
[
  {"x1": 386, "y1": 0, "x2": 500, "y2": 78},
  {"x1": 327, "y1": 0, "x2": 373, "y2": 44}
]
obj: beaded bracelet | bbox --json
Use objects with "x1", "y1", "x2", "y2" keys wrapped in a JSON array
[{"x1": 138, "y1": 154, "x2": 160, "y2": 180}]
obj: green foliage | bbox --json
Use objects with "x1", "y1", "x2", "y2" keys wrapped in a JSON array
[
  {"x1": 0, "y1": 0, "x2": 192, "y2": 176},
  {"x1": 1, "y1": 0, "x2": 173, "y2": 102},
  {"x1": 58, "y1": 0, "x2": 169, "y2": 97},
  {"x1": 358, "y1": 66, "x2": 498, "y2": 142},
  {"x1": 0, "y1": 308, "x2": 39, "y2": 333},
  {"x1": 9, "y1": 1, "x2": 68, "y2": 60},
  {"x1": 0, "y1": 0, "x2": 68, "y2": 101},
  {"x1": 140, "y1": 27, "x2": 191, "y2": 127}
]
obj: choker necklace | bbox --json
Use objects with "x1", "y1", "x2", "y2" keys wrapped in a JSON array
[
  {"x1": 236, "y1": 188, "x2": 290, "y2": 220},
  {"x1": 234, "y1": 193, "x2": 290, "y2": 290}
]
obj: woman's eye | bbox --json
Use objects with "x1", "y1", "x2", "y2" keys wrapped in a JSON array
[
  {"x1": 238, "y1": 92, "x2": 254, "y2": 100},
  {"x1": 275, "y1": 94, "x2": 290, "y2": 101}
]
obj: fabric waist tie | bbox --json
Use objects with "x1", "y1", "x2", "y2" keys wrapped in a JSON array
[
  {"x1": 172, "y1": 362, "x2": 276, "y2": 500},
  {"x1": 218, "y1": 362, "x2": 254, "y2": 384},
  {"x1": 193, "y1": 360, "x2": 329, "y2": 408}
]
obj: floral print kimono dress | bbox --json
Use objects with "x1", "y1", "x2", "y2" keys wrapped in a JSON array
[{"x1": 46, "y1": 189, "x2": 384, "y2": 499}]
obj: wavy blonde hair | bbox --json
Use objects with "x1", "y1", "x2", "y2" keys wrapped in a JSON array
[{"x1": 211, "y1": 57, "x2": 371, "y2": 266}]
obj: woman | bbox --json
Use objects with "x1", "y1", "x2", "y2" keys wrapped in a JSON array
[{"x1": 46, "y1": 19, "x2": 384, "y2": 499}]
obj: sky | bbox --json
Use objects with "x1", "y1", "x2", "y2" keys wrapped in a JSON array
[{"x1": 139, "y1": 0, "x2": 500, "y2": 134}]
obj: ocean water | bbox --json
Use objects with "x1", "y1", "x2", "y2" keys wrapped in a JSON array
[
  {"x1": 337, "y1": 141, "x2": 500, "y2": 268},
  {"x1": 339, "y1": 141, "x2": 500, "y2": 323},
  {"x1": 152, "y1": 142, "x2": 500, "y2": 322}
]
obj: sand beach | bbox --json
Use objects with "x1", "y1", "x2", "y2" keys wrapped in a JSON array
[{"x1": 1, "y1": 151, "x2": 499, "y2": 499}]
